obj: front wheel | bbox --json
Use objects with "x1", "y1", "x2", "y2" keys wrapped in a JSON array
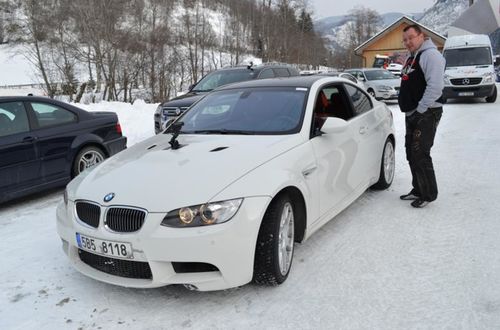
[
  {"x1": 486, "y1": 85, "x2": 497, "y2": 103},
  {"x1": 253, "y1": 194, "x2": 295, "y2": 285},
  {"x1": 72, "y1": 146, "x2": 106, "y2": 177},
  {"x1": 371, "y1": 138, "x2": 395, "y2": 190}
]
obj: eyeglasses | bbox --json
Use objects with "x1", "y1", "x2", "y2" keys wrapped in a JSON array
[{"x1": 402, "y1": 34, "x2": 420, "y2": 44}]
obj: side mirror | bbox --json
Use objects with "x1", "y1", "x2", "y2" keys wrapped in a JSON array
[
  {"x1": 188, "y1": 84, "x2": 195, "y2": 91},
  {"x1": 358, "y1": 76, "x2": 366, "y2": 82},
  {"x1": 320, "y1": 117, "x2": 349, "y2": 134}
]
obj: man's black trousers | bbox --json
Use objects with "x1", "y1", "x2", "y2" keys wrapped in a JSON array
[{"x1": 405, "y1": 107, "x2": 442, "y2": 202}]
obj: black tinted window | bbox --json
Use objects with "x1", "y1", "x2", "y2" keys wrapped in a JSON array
[
  {"x1": 258, "y1": 69, "x2": 275, "y2": 79},
  {"x1": 274, "y1": 68, "x2": 290, "y2": 77},
  {"x1": 31, "y1": 102, "x2": 77, "y2": 128},
  {"x1": 345, "y1": 84, "x2": 372, "y2": 115},
  {"x1": 179, "y1": 87, "x2": 307, "y2": 134},
  {"x1": 193, "y1": 70, "x2": 256, "y2": 92},
  {"x1": 0, "y1": 102, "x2": 30, "y2": 137}
]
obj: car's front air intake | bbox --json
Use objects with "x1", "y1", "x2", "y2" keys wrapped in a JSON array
[
  {"x1": 78, "y1": 250, "x2": 152, "y2": 279},
  {"x1": 105, "y1": 207, "x2": 146, "y2": 232},
  {"x1": 75, "y1": 201, "x2": 100, "y2": 228}
]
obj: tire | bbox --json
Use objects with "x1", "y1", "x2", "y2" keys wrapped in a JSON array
[
  {"x1": 371, "y1": 138, "x2": 395, "y2": 190},
  {"x1": 253, "y1": 194, "x2": 295, "y2": 286},
  {"x1": 486, "y1": 85, "x2": 497, "y2": 103},
  {"x1": 72, "y1": 146, "x2": 106, "y2": 177}
]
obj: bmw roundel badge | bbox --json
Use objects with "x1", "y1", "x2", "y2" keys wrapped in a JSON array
[{"x1": 103, "y1": 193, "x2": 115, "y2": 202}]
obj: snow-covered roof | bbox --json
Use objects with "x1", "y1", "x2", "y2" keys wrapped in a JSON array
[{"x1": 354, "y1": 16, "x2": 447, "y2": 55}]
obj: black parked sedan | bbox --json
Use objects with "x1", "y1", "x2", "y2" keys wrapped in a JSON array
[{"x1": 0, "y1": 96, "x2": 127, "y2": 203}]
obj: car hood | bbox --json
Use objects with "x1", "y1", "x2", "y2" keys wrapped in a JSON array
[
  {"x1": 445, "y1": 65, "x2": 493, "y2": 78},
  {"x1": 161, "y1": 92, "x2": 206, "y2": 108},
  {"x1": 369, "y1": 78, "x2": 401, "y2": 88},
  {"x1": 69, "y1": 133, "x2": 302, "y2": 212}
]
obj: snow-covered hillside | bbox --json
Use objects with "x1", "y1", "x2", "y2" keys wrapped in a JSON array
[
  {"x1": 419, "y1": 0, "x2": 469, "y2": 35},
  {"x1": 317, "y1": 0, "x2": 470, "y2": 52}
]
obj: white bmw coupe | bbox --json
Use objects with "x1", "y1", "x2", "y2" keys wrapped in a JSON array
[{"x1": 57, "y1": 76, "x2": 395, "y2": 291}]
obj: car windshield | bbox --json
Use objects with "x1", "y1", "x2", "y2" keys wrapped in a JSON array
[
  {"x1": 192, "y1": 70, "x2": 256, "y2": 92},
  {"x1": 364, "y1": 70, "x2": 397, "y2": 80},
  {"x1": 443, "y1": 47, "x2": 492, "y2": 67},
  {"x1": 176, "y1": 87, "x2": 308, "y2": 135}
]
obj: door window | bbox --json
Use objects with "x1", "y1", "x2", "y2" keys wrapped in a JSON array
[
  {"x1": 30, "y1": 102, "x2": 77, "y2": 128},
  {"x1": 345, "y1": 84, "x2": 372, "y2": 116},
  {"x1": 0, "y1": 102, "x2": 30, "y2": 137},
  {"x1": 273, "y1": 68, "x2": 290, "y2": 77},
  {"x1": 258, "y1": 69, "x2": 275, "y2": 79}
]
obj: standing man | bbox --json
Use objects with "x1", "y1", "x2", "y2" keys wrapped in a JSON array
[{"x1": 398, "y1": 24, "x2": 445, "y2": 208}]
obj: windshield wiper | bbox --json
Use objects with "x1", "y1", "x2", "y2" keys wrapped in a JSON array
[
  {"x1": 192, "y1": 129, "x2": 255, "y2": 135},
  {"x1": 191, "y1": 89, "x2": 213, "y2": 93}
]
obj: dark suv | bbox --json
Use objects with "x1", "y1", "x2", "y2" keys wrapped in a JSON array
[{"x1": 154, "y1": 63, "x2": 299, "y2": 133}]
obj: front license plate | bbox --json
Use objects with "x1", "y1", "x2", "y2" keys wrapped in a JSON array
[
  {"x1": 76, "y1": 233, "x2": 133, "y2": 259},
  {"x1": 459, "y1": 92, "x2": 474, "y2": 96}
]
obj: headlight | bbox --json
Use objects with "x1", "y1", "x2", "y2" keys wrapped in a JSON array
[
  {"x1": 444, "y1": 74, "x2": 451, "y2": 85},
  {"x1": 377, "y1": 85, "x2": 392, "y2": 91},
  {"x1": 482, "y1": 72, "x2": 495, "y2": 83},
  {"x1": 161, "y1": 199, "x2": 243, "y2": 227}
]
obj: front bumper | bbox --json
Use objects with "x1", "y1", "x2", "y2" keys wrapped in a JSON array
[
  {"x1": 103, "y1": 136, "x2": 127, "y2": 156},
  {"x1": 56, "y1": 196, "x2": 271, "y2": 291},
  {"x1": 376, "y1": 90, "x2": 399, "y2": 100},
  {"x1": 443, "y1": 84, "x2": 495, "y2": 99}
]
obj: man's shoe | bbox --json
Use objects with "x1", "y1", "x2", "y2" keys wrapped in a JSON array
[
  {"x1": 411, "y1": 199, "x2": 430, "y2": 208},
  {"x1": 400, "y1": 192, "x2": 420, "y2": 200}
]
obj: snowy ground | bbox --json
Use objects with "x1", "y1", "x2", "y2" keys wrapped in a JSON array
[{"x1": 1, "y1": 91, "x2": 500, "y2": 329}]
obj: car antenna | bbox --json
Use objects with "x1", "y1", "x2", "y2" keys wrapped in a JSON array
[{"x1": 168, "y1": 121, "x2": 184, "y2": 150}]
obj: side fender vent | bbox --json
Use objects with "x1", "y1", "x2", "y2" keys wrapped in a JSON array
[{"x1": 210, "y1": 146, "x2": 228, "y2": 152}]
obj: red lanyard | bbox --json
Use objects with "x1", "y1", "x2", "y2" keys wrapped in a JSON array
[{"x1": 401, "y1": 54, "x2": 417, "y2": 81}]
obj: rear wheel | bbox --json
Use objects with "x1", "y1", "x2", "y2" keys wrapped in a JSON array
[
  {"x1": 371, "y1": 138, "x2": 395, "y2": 190},
  {"x1": 486, "y1": 85, "x2": 497, "y2": 103},
  {"x1": 72, "y1": 146, "x2": 106, "y2": 177},
  {"x1": 253, "y1": 194, "x2": 295, "y2": 285}
]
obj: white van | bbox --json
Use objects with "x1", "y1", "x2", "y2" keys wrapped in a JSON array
[{"x1": 442, "y1": 34, "x2": 497, "y2": 103}]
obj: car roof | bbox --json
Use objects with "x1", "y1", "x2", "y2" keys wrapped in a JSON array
[
  {"x1": 0, "y1": 95, "x2": 54, "y2": 102},
  {"x1": 212, "y1": 64, "x2": 296, "y2": 73},
  {"x1": 0, "y1": 96, "x2": 88, "y2": 115},
  {"x1": 216, "y1": 76, "x2": 343, "y2": 90},
  {"x1": 347, "y1": 68, "x2": 386, "y2": 71}
]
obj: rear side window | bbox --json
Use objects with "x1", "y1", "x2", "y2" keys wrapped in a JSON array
[
  {"x1": 258, "y1": 69, "x2": 275, "y2": 79},
  {"x1": 274, "y1": 68, "x2": 290, "y2": 77},
  {"x1": 30, "y1": 102, "x2": 77, "y2": 128},
  {"x1": 0, "y1": 102, "x2": 30, "y2": 137},
  {"x1": 345, "y1": 84, "x2": 372, "y2": 116}
]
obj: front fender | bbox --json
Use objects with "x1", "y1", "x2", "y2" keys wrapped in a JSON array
[{"x1": 211, "y1": 142, "x2": 318, "y2": 231}]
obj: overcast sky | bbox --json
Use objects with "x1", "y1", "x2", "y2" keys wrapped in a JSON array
[{"x1": 310, "y1": 0, "x2": 438, "y2": 18}]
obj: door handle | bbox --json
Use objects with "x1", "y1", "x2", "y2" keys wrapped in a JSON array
[
  {"x1": 23, "y1": 136, "x2": 36, "y2": 142},
  {"x1": 359, "y1": 126, "x2": 368, "y2": 134}
]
